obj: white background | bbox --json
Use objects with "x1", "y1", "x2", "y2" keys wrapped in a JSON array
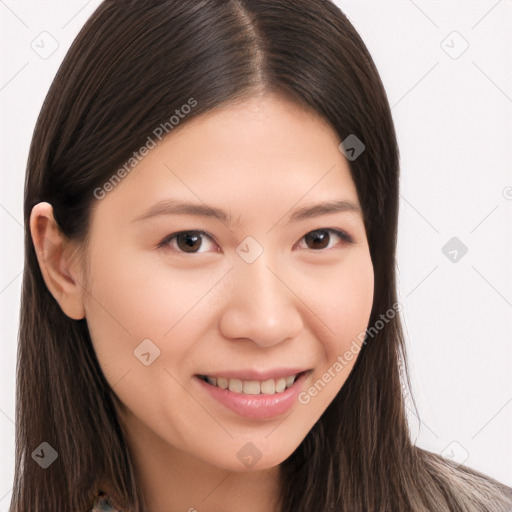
[{"x1": 1, "y1": 1, "x2": 511, "y2": 508}]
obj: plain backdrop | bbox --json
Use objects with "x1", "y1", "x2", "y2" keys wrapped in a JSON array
[{"x1": 1, "y1": 1, "x2": 511, "y2": 508}]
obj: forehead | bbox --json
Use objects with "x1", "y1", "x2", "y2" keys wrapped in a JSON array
[{"x1": 91, "y1": 93, "x2": 361, "y2": 227}]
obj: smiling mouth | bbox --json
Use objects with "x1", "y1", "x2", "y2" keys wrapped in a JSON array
[{"x1": 197, "y1": 371, "x2": 308, "y2": 395}]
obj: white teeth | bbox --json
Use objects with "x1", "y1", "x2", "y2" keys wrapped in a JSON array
[
  {"x1": 242, "y1": 380, "x2": 261, "y2": 395},
  {"x1": 275, "y1": 378, "x2": 286, "y2": 393},
  {"x1": 260, "y1": 379, "x2": 275, "y2": 394},
  {"x1": 228, "y1": 378, "x2": 242, "y2": 393},
  {"x1": 217, "y1": 377, "x2": 228, "y2": 389},
  {"x1": 285, "y1": 375, "x2": 295, "y2": 388},
  {"x1": 203, "y1": 373, "x2": 299, "y2": 395}
]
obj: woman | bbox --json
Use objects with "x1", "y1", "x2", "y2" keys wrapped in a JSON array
[{"x1": 12, "y1": 1, "x2": 512, "y2": 511}]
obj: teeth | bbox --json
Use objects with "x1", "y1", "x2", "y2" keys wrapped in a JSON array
[
  {"x1": 285, "y1": 375, "x2": 295, "y2": 387},
  {"x1": 242, "y1": 380, "x2": 261, "y2": 395},
  {"x1": 260, "y1": 379, "x2": 275, "y2": 394},
  {"x1": 202, "y1": 373, "x2": 300, "y2": 395},
  {"x1": 228, "y1": 378, "x2": 243, "y2": 393},
  {"x1": 275, "y1": 378, "x2": 286, "y2": 393},
  {"x1": 217, "y1": 377, "x2": 228, "y2": 389}
]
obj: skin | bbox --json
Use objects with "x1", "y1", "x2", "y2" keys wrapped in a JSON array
[{"x1": 31, "y1": 93, "x2": 374, "y2": 512}]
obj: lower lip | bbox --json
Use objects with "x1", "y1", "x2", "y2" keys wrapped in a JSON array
[{"x1": 194, "y1": 372, "x2": 309, "y2": 420}]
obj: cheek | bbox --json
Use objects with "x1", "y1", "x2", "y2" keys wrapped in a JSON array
[
  {"x1": 318, "y1": 250, "x2": 374, "y2": 353},
  {"x1": 82, "y1": 244, "x2": 222, "y2": 380},
  {"x1": 289, "y1": 250, "x2": 374, "y2": 423},
  {"x1": 81, "y1": 244, "x2": 173, "y2": 380},
  {"x1": 305, "y1": 250, "x2": 374, "y2": 408}
]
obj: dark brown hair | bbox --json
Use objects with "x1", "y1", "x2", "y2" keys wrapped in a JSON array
[{"x1": 12, "y1": 1, "x2": 512, "y2": 511}]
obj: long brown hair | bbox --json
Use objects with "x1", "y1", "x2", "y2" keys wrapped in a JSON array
[{"x1": 12, "y1": 1, "x2": 512, "y2": 511}]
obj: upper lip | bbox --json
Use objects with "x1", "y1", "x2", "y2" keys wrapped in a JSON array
[{"x1": 196, "y1": 367, "x2": 311, "y2": 381}]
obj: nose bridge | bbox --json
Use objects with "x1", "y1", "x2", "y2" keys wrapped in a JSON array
[
  {"x1": 218, "y1": 245, "x2": 303, "y2": 346},
  {"x1": 239, "y1": 250, "x2": 282, "y2": 309}
]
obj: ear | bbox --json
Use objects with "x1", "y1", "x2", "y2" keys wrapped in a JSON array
[{"x1": 30, "y1": 202, "x2": 86, "y2": 320}]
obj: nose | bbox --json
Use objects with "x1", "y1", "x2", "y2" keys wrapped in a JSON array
[{"x1": 218, "y1": 252, "x2": 303, "y2": 348}]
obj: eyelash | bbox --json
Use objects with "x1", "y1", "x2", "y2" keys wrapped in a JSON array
[{"x1": 157, "y1": 228, "x2": 354, "y2": 254}]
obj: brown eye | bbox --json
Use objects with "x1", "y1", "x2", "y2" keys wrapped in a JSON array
[
  {"x1": 176, "y1": 232, "x2": 203, "y2": 252},
  {"x1": 301, "y1": 229, "x2": 353, "y2": 251},
  {"x1": 304, "y1": 229, "x2": 331, "y2": 249},
  {"x1": 158, "y1": 231, "x2": 217, "y2": 254}
]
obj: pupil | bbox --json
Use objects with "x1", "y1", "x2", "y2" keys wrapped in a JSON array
[
  {"x1": 305, "y1": 230, "x2": 329, "y2": 249},
  {"x1": 174, "y1": 231, "x2": 331, "y2": 252},
  {"x1": 177, "y1": 232, "x2": 201, "y2": 252}
]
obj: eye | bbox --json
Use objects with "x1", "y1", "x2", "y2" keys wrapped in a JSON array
[
  {"x1": 297, "y1": 228, "x2": 353, "y2": 251},
  {"x1": 157, "y1": 230, "x2": 218, "y2": 254},
  {"x1": 157, "y1": 228, "x2": 353, "y2": 255}
]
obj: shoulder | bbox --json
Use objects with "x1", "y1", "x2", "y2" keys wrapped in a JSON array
[
  {"x1": 419, "y1": 447, "x2": 512, "y2": 511},
  {"x1": 496, "y1": 484, "x2": 512, "y2": 510}
]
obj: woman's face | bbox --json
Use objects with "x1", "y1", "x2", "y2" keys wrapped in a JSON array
[{"x1": 81, "y1": 93, "x2": 374, "y2": 472}]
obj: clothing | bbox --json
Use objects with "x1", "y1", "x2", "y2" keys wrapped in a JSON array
[
  {"x1": 88, "y1": 485, "x2": 512, "y2": 511},
  {"x1": 89, "y1": 492, "x2": 123, "y2": 512}
]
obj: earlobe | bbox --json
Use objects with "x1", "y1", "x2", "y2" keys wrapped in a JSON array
[{"x1": 30, "y1": 202, "x2": 86, "y2": 320}]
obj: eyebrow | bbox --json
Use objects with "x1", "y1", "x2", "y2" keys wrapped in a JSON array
[{"x1": 131, "y1": 198, "x2": 361, "y2": 227}]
